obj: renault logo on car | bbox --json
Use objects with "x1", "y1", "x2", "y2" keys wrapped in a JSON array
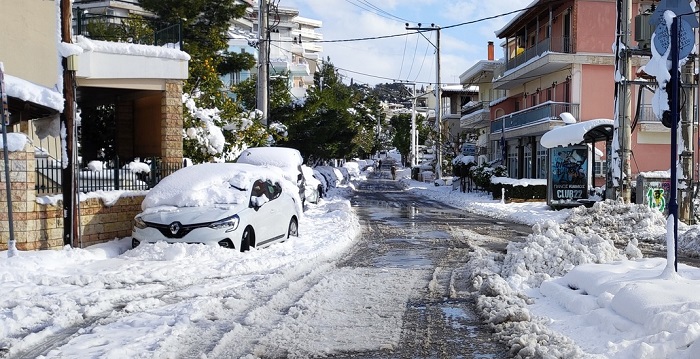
[{"x1": 169, "y1": 222, "x2": 181, "y2": 235}]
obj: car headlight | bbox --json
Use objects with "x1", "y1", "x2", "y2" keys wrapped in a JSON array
[
  {"x1": 134, "y1": 216, "x2": 147, "y2": 229},
  {"x1": 209, "y1": 214, "x2": 240, "y2": 231}
]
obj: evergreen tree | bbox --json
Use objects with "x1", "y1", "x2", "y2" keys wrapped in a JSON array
[
  {"x1": 279, "y1": 60, "x2": 382, "y2": 163},
  {"x1": 139, "y1": 0, "x2": 272, "y2": 163}
]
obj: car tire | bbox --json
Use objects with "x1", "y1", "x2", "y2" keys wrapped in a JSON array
[
  {"x1": 287, "y1": 217, "x2": 298, "y2": 238},
  {"x1": 241, "y1": 226, "x2": 254, "y2": 252}
]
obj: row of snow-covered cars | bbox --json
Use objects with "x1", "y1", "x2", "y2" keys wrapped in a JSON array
[{"x1": 131, "y1": 147, "x2": 350, "y2": 252}]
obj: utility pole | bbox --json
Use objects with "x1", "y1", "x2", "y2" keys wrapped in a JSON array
[
  {"x1": 411, "y1": 83, "x2": 417, "y2": 167},
  {"x1": 257, "y1": 0, "x2": 269, "y2": 126},
  {"x1": 60, "y1": 0, "x2": 78, "y2": 246},
  {"x1": 681, "y1": 57, "x2": 694, "y2": 223},
  {"x1": 614, "y1": 0, "x2": 632, "y2": 202},
  {"x1": 406, "y1": 23, "x2": 441, "y2": 178}
]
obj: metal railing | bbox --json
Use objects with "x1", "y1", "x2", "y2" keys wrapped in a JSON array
[
  {"x1": 637, "y1": 104, "x2": 660, "y2": 123},
  {"x1": 461, "y1": 101, "x2": 490, "y2": 115},
  {"x1": 504, "y1": 36, "x2": 573, "y2": 72},
  {"x1": 73, "y1": 10, "x2": 182, "y2": 50},
  {"x1": 36, "y1": 157, "x2": 186, "y2": 195},
  {"x1": 491, "y1": 101, "x2": 579, "y2": 133}
]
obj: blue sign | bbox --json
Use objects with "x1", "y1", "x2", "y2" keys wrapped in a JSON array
[{"x1": 653, "y1": 15, "x2": 695, "y2": 60}]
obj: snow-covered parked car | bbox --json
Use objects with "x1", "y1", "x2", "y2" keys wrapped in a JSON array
[
  {"x1": 314, "y1": 165, "x2": 348, "y2": 189},
  {"x1": 131, "y1": 163, "x2": 301, "y2": 252},
  {"x1": 236, "y1": 146, "x2": 307, "y2": 207},
  {"x1": 343, "y1": 161, "x2": 361, "y2": 178},
  {"x1": 302, "y1": 165, "x2": 323, "y2": 204}
]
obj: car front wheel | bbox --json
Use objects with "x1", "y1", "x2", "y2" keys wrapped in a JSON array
[
  {"x1": 288, "y1": 217, "x2": 298, "y2": 238},
  {"x1": 240, "y1": 226, "x2": 254, "y2": 252}
]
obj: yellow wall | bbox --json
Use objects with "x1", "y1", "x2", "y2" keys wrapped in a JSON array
[{"x1": 0, "y1": 0, "x2": 60, "y2": 89}]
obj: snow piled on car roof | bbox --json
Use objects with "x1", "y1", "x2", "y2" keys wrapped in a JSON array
[
  {"x1": 237, "y1": 147, "x2": 303, "y2": 169},
  {"x1": 141, "y1": 163, "x2": 287, "y2": 210}
]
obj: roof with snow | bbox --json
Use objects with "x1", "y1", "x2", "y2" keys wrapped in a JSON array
[{"x1": 540, "y1": 119, "x2": 614, "y2": 148}]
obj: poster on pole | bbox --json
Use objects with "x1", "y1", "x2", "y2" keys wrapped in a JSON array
[{"x1": 548, "y1": 145, "x2": 589, "y2": 206}]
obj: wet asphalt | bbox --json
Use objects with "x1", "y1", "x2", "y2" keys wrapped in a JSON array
[{"x1": 326, "y1": 168, "x2": 532, "y2": 359}]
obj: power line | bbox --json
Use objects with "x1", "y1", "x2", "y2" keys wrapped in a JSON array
[
  {"x1": 412, "y1": 32, "x2": 432, "y2": 83},
  {"x1": 405, "y1": 32, "x2": 420, "y2": 80},
  {"x1": 355, "y1": 0, "x2": 416, "y2": 23},
  {"x1": 397, "y1": 30, "x2": 409, "y2": 79},
  {"x1": 295, "y1": 2, "x2": 541, "y2": 44}
]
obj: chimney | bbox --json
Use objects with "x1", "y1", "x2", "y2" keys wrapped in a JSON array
[{"x1": 487, "y1": 41, "x2": 494, "y2": 61}]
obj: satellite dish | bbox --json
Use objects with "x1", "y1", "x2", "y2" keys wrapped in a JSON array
[{"x1": 560, "y1": 112, "x2": 577, "y2": 124}]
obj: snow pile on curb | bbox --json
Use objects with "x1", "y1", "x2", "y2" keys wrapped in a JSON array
[{"x1": 462, "y1": 200, "x2": 660, "y2": 357}]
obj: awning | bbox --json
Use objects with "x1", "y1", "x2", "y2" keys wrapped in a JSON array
[{"x1": 540, "y1": 119, "x2": 614, "y2": 148}]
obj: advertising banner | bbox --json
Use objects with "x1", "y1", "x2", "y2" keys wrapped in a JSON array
[{"x1": 549, "y1": 145, "x2": 588, "y2": 203}]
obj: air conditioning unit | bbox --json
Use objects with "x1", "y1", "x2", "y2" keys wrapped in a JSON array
[{"x1": 635, "y1": 12, "x2": 653, "y2": 50}]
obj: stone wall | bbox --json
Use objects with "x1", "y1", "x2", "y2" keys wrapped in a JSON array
[{"x1": 0, "y1": 142, "x2": 145, "y2": 251}]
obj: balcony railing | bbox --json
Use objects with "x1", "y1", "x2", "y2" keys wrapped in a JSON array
[
  {"x1": 461, "y1": 101, "x2": 490, "y2": 115},
  {"x1": 73, "y1": 11, "x2": 182, "y2": 50},
  {"x1": 504, "y1": 36, "x2": 573, "y2": 72},
  {"x1": 637, "y1": 104, "x2": 660, "y2": 123},
  {"x1": 491, "y1": 101, "x2": 579, "y2": 133}
]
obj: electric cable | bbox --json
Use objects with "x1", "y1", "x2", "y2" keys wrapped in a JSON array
[
  {"x1": 412, "y1": 31, "x2": 432, "y2": 82},
  {"x1": 404, "y1": 32, "x2": 420, "y2": 79},
  {"x1": 397, "y1": 30, "x2": 409, "y2": 79},
  {"x1": 355, "y1": 0, "x2": 416, "y2": 23}
]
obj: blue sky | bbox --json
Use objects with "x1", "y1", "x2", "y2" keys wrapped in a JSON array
[{"x1": 280, "y1": 0, "x2": 533, "y2": 86}]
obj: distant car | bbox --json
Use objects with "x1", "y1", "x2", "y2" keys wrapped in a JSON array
[
  {"x1": 131, "y1": 163, "x2": 301, "y2": 252},
  {"x1": 236, "y1": 147, "x2": 307, "y2": 207},
  {"x1": 302, "y1": 165, "x2": 323, "y2": 204}
]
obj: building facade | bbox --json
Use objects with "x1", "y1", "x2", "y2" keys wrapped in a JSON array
[{"x1": 488, "y1": 0, "x2": 674, "y2": 186}]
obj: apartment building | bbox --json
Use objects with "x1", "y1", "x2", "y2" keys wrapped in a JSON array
[
  {"x1": 249, "y1": 4, "x2": 323, "y2": 100},
  {"x1": 459, "y1": 41, "x2": 507, "y2": 165},
  {"x1": 489, "y1": 0, "x2": 671, "y2": 185}
]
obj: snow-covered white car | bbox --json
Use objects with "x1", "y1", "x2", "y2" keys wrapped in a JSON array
[
  {"x1": 302, "y1": 165, "x2": 323, "y2": 204},
  {"x1": 131, "y1": 163, "x2": 301, "y2": 252},
  {"x1": 236, "y1": 146, "x2": 307, "y2": 207}
]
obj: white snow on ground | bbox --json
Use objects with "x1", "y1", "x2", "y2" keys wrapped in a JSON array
[{"x1": 3, "y1": 167, "x2": 700, "y2": 358}]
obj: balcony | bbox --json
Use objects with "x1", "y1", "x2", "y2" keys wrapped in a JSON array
[
  {"x1": 290, "y1": 61, "x2": 310, "y2": 76},
  {"x1": 637, "y1": 104, "x2": 670, "y2": 132},
  {"x1": 73, "y1": 10, "x2": 181, "y2": 49},
  {"x1": 493, "y1": 36, "x2": 574, "y2": 90},
  {"x1": 460, "y1": 102, "x2": 490, "y2": 129},
  {"x1": 505, "y1": 36, "x2": 572, "y2": 72},
  {"x1": 491, "y1": 101, "x2": 579, "y2": 134}
]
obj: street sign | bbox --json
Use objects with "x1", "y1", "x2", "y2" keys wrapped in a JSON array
[{"x1": 653, "y1": 14, "x2": 695, "y2": 59}]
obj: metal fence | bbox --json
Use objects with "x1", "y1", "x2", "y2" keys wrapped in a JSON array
[
  {"x1": 73, "y1": 10, "x2": 182, "y2": 50},
  {"x1": 36, "y1": 157, "x2": 185, "y2": 195}
]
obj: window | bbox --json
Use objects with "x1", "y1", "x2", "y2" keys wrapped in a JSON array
[
  {"x1": 266, "y1": 181, "x2": 282, "y2": 199},
  {"x1": 523, "y1": 143, "x2": 533, "y2": 178},
  {"x1": 547, "y1": 88, "x2": 553, "y2": 101},
  {"x1": 536, "y1": 142, "x2": 547, "y2": 179},
  {"x1": 594, "y1": 161, "x2": 608, "y2": 177},
  {"x1": 507, "y1": 142, "x2": 518, "y2": 178}
]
